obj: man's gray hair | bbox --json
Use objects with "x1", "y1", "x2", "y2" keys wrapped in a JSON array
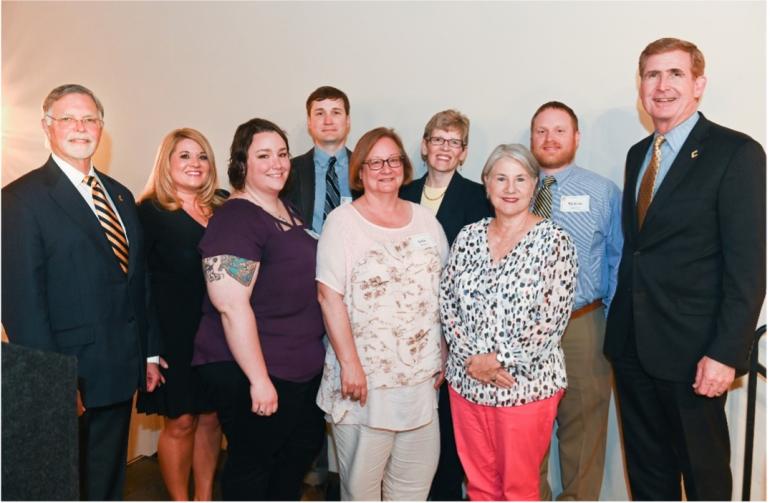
[{"x1": 42, "y1": 84, "x2": 104, "y2": 119}]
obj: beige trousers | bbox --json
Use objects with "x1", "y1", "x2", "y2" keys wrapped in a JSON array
[
  {"x1": 540, "y1": 308, "x2": 612, "y2": 500},
  {"x1": 332, "y1": 410, "x2": 440, "y2": 501}
]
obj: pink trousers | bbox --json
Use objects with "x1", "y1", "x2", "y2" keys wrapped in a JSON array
[{"x1": 449, "y1": 386, "x2": 563, "y2": 501}]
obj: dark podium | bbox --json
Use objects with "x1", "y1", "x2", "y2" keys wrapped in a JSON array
[{"x1": 2, "y1": 342, "x2": 79, "y2": 500}]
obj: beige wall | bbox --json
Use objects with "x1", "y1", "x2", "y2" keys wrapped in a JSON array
[
  {"x1": 2, "y1": 1, "x2": 765, "y2": 192},
  {"x1": 2, "y1": 1, "x2": 766, "y2": 500}
]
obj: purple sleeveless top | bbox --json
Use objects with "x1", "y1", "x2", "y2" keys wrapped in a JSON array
[{"x1": 191, "y1": 198, "x2": 325, "y2": 382}]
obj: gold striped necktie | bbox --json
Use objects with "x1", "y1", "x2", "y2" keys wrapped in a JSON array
[
  {"x1": 84, "y1": 176, "x2": 129, "y2": 274},
  {"x1": 533, "y1": 176, "x2": 556, "y2": 218},
  {"x1": 637, "y1": 135, "x2": 666, "y2": 229}
]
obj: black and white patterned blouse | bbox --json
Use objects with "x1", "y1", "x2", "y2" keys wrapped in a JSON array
[{"x1": 440, "y1": 217, "x2": 578, "y2": 407}]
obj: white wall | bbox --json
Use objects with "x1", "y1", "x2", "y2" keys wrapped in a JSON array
[{"x1": 3, "y1": 1, "x2": 766, "y2": 499}]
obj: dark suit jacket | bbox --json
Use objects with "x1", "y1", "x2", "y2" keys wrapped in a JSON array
[
  {"x1": 283, "y1": 147, "x2": 357, "y2": 225},
  {"x1": 2, "y1": 157, "x2": 157, "y2": 408},
  {"x1": 604, "y1": 113, "x2": 765, "y2": 381},
  {"x1": 400, "y1": 171, "x2": 492, "y2": 245}
]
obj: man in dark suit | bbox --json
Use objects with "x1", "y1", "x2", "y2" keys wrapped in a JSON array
[
  {"x1": 282, "y1": 85, "x2": 355, "y2": 497},
  {"x1": 2, "y1": 84, "x2": 161, "y2": 500},
  {"x1": 283, "y1": 85, "x2": 355, "y2": 234},
  {"x1": 605, "y1": 38, "x2": 765, "y2": 500}
]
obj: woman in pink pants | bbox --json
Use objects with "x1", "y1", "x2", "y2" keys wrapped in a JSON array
[{"x1": 439, "y1": 143, "x2": 577, "y2": 501}]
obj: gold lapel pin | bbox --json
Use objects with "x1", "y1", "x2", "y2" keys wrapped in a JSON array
[
  {"x1": 691, "y1": 150, "x2": 699, "y2": 159},
  {"x1": 117, "y1": 194, "x2": 124, "y2": 203}
]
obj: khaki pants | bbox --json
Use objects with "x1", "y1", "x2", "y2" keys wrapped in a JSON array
[
  {"x1": 332, "y1": 410, "x2": 440, "y2": 501},
  {"x1": 540, "y1": 308, "x2": 612, "y2": 500}
]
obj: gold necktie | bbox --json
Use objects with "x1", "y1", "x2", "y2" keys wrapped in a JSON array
[
  {"x1": 84, "y1": 176, "x2": 129, "y2": 274},
  {"x1": 637, "y1": 135, "x2": 666, "y2": 229},
  {"x1": 533, "y1": 176, "x2": 556, "y2": 218}
]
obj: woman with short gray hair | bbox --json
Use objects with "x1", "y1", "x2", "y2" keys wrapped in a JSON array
[{"x1": 439, "y1": 143, "x2": 577, "y2": 500}]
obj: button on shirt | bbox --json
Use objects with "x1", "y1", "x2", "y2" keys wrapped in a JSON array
[
  {"x1": 635, "y1": 112, "x2": 700, "y2": 200},
  {"x1": 537, "y1": 164, "x2": 623, "y2": 312},
  {"x1": 312, "y1": 147, "x2": 351, "y2": 233}
]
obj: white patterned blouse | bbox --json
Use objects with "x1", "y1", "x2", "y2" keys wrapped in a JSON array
[
  {"x1": 440, "y1": 217, "x2": 578, "y2": 407},
  {"x1": 316, "y1": 203, "x2": 449, "y2": 427}
]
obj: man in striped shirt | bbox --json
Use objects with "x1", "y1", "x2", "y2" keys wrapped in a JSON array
[{"x1": 531, "y1": 101, "x2": 623, "y2": 501}]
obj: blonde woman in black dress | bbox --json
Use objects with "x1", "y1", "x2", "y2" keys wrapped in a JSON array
[{"x1": 137, "y1": 128, "x2": 227, "y2": 500}]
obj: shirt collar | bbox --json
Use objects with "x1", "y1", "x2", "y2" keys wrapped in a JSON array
[
  {"x1": 313, "y1": 146, "x2": 348, "y2": 166},
  {"x1": 656, "y1": 111, "x2": 700, "y2": 154},
  {"x1": 539, "y1": 162, "x2": 576, "y2": 186},
  {"x1": 51, "y1": 153, "x2": 96, "y2": 186}
]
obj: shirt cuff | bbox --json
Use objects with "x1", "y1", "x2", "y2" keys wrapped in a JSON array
[{"x1": 147, "y1": 356, "x2": 160, "y2": 364}]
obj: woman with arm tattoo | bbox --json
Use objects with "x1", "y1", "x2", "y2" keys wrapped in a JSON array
[{"x1": 191, "y1": 118, "x2": 326, "y2": 501}]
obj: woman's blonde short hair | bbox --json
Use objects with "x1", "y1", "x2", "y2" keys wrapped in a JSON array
[{"x1": 139, "y1": 128, "x2": 225, "y2": 213}]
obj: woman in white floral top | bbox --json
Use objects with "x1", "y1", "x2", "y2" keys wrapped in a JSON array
[
  {"x1": 440, "y1": 143, "x2": 577, "y2": 501},
  {"x1": 316, "y1": 127, "x2": 449, "y2": 501}
]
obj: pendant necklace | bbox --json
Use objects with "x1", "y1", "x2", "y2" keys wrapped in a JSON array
[{"x1": 243, "y1": 189, "x2": 292, "y2": 226}]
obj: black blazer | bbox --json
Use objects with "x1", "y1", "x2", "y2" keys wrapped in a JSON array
[
  {"x1": 604, "y1": 113, "x2": 766, "y2": 380},
  {"x1": 1, "y1": 157, "x2": 157, "y2": 408},
  {"x1": 283, "y1": 147, "x2": 357, "y2": 225},
  {"x1": 400, "y1": 171, "x2": 492, "y2": 245}
]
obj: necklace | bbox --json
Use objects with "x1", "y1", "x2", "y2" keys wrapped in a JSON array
[
  {"x1": 422, "y1": 185, "x2": 448, "y2": 201},
  {"x1": 242, "y1": 189, "x2": 292, "y2": 226}
]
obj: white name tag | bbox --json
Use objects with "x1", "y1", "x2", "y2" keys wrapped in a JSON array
[
  {"x1": 340, "y1": 196, "x2": 353, "y2": 205},
  {"x1": 411, "y1": 233, "x2": 436, "y2": 251},
  {"x1": 560, "y1": 195, "x2": 590, "y2": 212}
]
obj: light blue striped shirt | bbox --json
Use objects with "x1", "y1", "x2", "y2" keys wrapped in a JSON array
[
  {"x1": 635, "y1": 112, "x2": 700, "y2": 199},
  {"x1": 312, "y1": 147, "x2": 351, "y2": 234},
  {"x1": 538, "y1": 165, "x2": 623, "y2": 312}
]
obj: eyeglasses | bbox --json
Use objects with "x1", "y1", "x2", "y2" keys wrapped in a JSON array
[
  {"x1": 45, "y1": 115, "x2": 104, "y2": 129},
  {"x1": 427, "y1": 136, "x2": 464, "y2": 149},
  {"x1": 363, "y1": 155, "x2": 404, "y2": 171}
]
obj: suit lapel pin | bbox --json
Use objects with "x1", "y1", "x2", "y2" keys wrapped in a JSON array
[
  {"x1": 117, "y1": 194, "x2": 124, "y2": 203},
  {"x1": 691, "y1": 150, "x2": 699, "y2": 159}
]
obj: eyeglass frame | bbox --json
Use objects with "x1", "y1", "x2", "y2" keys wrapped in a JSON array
[
  {"x1": 426, "y1": 136, "x2": 465, "y2": 149},
  {"x1": 362, "y1": 155, "x2": 405, "y2": 171},
  {"x1": 45, "y1": 114, "x2": 104, "y2": 129}
]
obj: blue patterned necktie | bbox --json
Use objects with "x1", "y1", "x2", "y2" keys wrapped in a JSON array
[{"x1": 323, "y1": 156, "x2": 339, "y2": 221}]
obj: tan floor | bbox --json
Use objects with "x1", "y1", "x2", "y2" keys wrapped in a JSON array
[{"x1": 124, "y1": 452, "x2": 332, "y2": 501}]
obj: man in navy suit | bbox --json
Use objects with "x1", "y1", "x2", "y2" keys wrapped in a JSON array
[
  {"x1": 2, "y1": 84, "x2": 161, "y2": 500},
  {"x1": 605, "y1": 38, "x2": 765, "y2": 500},
  {"x1": 283, "y1": 85, "x2": 356, "y2": 234}
]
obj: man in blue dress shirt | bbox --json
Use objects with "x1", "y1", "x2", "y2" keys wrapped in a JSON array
[
  {"x1": 531, "y1": 101, "x2": 623, "y2": 501},
  {"x1": 284, "y1": 85, "x2": 355, "y2": 234},
  {"x1": 283, "y1": 85, "x2": 355, "y2": 498}
]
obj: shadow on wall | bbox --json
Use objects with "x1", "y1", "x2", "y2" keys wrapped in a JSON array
[
  {"x1": 92, "y1": 131, "x2": 113, "y2": 175},
  {"x1": 588, "y1": 107, "x2": 646, "y2": 185}
]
